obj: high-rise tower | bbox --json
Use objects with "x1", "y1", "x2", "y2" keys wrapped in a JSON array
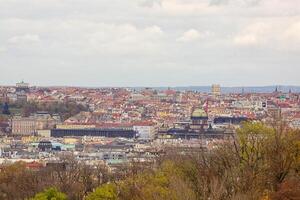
[{"x1": 211, "y1": 84, "x2": 221, "y2": 96}]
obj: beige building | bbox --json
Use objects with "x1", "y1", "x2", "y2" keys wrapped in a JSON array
[
  {"x1": 12, "y1": 116, "x2": 36, "y2": 135},
  {"x1": 12, "y1": 112, "x2": 61, "y2": 135},
  {"x1": 212, "y1": 84, "x2": 221, "y2": 97}
]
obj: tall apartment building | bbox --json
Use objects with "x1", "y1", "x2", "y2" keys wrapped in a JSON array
[{"x1": 211, "y1": 84, "x2": 221, "y2": 96}]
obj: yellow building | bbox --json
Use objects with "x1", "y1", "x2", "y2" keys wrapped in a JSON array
[{"x1": 63, "y1": 137, "x2": 80, "y2": 144}]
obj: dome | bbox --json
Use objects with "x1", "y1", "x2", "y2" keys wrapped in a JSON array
[{"x1": 191, "y1": 108, "x2": 208, "y2": 118}]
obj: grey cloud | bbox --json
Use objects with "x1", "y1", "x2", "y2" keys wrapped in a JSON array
[
  {"x1": 139, "y1": 0, "x2": 162, "y2": 8},
  {"x1": 210, "y1": 0, "x2": 230, "y2": 6},
  {"x1": 210, "y1": 0, "x2": 261, "y2": 6},
  {"x1": 244, "y1": 0, "x2": 261, "y2": 6},
  {"x1": 0, "y1": 0, "x2": 299, "y2": 87}
]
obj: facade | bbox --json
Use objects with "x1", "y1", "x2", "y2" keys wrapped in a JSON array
[
  {"x1": 213, "y1": 116, "x2": 248, "y2": 125},
  {"x1": 133, "y1": 125, "x2": 156, "y2": 140},
  {"x1": 31, "y1": 141, "x2": 75, "y2": 151},
  {"x1": 211, "y1": 84, "x2": 221, "y2": 96},
  {"x1": 190, "y1": 108, "x2": 209, "y2": 130},
  {"x1": 165, "y1": 128, "x2": 230, "y2": 140},
  {"x1": 16, "y1": 93, "x2": 27, "y2": 104},
  {"x1": 34, "y1": 112, "x2": 61, "y2": 130},
  {"x1": 12, "y1": 116, "x2": 36, "y2": 135},
  {"x1": 16, "y1": 81, "x2": 30, "y2": 93},
  {"x1": 12, "y1": 112, "x2": 61, "y2": 135},
  {"x1": 0, "y1": 121, "x2": 10, "y2": 134},
  {"x1": 37, "y1": 130, "x2": 51, "y2": 137},
  {"x1": 56, "y1": 124, "x2": 96, "y2": 129},
  {"x1": 158, "y1": 108, "x2": 228, "y2": 139},
  {"x1": 6, "y1": 93, "x2": 17, "y2": 102},
  {"x1": 51, "y1": 128, "x2": 137, "y2": 138}
]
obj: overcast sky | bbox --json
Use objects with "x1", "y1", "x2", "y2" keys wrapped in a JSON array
[{"x1": 0, "y1": 0, "x2": 299, "y2": 87}]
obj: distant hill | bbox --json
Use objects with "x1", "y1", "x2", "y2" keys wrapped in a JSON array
[{"x1": 132, "y1": 86, "x2": 300, "y2": 93}]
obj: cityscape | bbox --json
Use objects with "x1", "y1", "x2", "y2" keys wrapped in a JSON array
[
  {"x1": 0, "y1": 81, "x2": 300, "y2": 199},
  {"x1": 1, "y1": 0, "x2": 300, "y2": 199}
]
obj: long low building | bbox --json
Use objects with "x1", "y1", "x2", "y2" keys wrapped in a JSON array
[
  {"x1": 51, "y1": 128, "x2": 137, "y2": 138},
  {"x1": 162, "y1": 128, "x2": 233, "y2": 140},
  {"x1": 213, "y1": 116, "x2": 249, "y2": 125}
]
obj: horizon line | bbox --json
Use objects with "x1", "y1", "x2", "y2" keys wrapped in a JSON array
[{"x1": 1, "y1": 83, "x2": 300, "y2": 88}]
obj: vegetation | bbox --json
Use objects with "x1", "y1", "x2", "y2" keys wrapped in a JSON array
[
  {"x1": 0, "y1": 156, "x2": 110, "y2": 200},
  {"x1": 0, "y1": 121, "x2": 299, "y2": 200},
  {"x1": 85, "y1": 184, "x2": 117, "y2": 200},
  {"x1": 8, "y1": 101, "x2": 88, "y2": 120},
  {"x1": 30, "y1": 188, "x2": 67, "y2": 200}
]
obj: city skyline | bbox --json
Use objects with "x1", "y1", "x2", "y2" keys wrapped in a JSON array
[
  {"x1": 1, "y1": 1, "x2": 300, "y2": 199},
  {"x1": 1, "y1": 0, "x2": 300, "y2": 86},
  {"x1": 2, "y1": 81, "x2": 300, "y2": 90}
]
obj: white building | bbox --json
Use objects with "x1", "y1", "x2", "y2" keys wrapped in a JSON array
[{"x1": 133, "y1": 125, "x2": 156, "y2": 140}]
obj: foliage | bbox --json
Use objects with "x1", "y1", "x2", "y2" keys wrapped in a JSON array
[
  {"x1": 30, "y1": 188, "x2": 67, "y2": 200},
  {"x1": 85, "y1": 184, "x2": 118, "y2": 200},
  {"x1": 0, "y1": 159, "x2": 110, "y2": 200},
  {"x1": 0, "y1": 162, "x2": 41, "y2": 200},
  {"x1": 10, "y1": 101, "x2": 88, "y2": 120}
]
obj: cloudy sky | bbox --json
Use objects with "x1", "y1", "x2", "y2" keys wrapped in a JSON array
[{"x1": 0, "y1": 0, "x2": 299, "y2": 87}]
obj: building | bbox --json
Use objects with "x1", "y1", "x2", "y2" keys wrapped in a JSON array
[
  {"x1": 12, "y1": 116, "x2": 36, "y2": 135},
  {"x1": 0, "y1": 89, "x2": 8, "y2": 103},
  {"x1": 190, "y1": 108, "x2": 209, "y2": 130},
  {"x1": 37, "y1": 130, "x2": 51, "y2": 137},
  {"x1": 157, "y1": 108, "x2": 235, "y2": 140},
  {"x1": 213, "y1": 116, "x2": 248, "y2": 125},
  {"x1": 165, "y1": 127, "x2": 229, "y2": 140},
  {"x1": 16, "y1": 93, "x2": 27, "y2": 104},
  {"x1": 0, "y1": 121, "x2": 10, "y2": 134},
  {"x1": 133, "y1": 125, "x2": 156, "y2": 140},
  {"x1": 51, "y1": 128, "x2": 137, "y2": 138},
  {"x1": 16, "y1": 81, "x2": 30, "y2": 93},
  {"x1": 12, "y1": 112, "x2": 61, "y2": 135},
  {"x1": 6, "y1": 93, "x2": 17, "y2": 102},
  {"x1": 31, "y1": 140, "x2": 75, "y2": 151},
  {"x1": 211, "y1": 84, "x2": 221, "y2": 96},
  {"x1": 34, "y1": 112, "x2": 61, "y2": 130},
  {"x1": 56, "y1": 124, "x2": 96, "y2": 129}
]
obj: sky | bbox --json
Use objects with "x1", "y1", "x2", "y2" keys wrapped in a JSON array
[{"x1": 0, "y1": 0, "x2": 299, "y2": 87}]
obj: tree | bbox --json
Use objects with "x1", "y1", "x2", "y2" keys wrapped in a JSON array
[
  {"x1": 30, "y1": 188, "x2": 67, "y2": 200},
  {"x1": 85, "y1": 184, "x2": 117, "y2": 200},
  {"x1": 0, "y1": 162, "x2": 43, "y2": 200},
  {"x1": 271, "y1": 178, "x2": 300, "y2": 200}
]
